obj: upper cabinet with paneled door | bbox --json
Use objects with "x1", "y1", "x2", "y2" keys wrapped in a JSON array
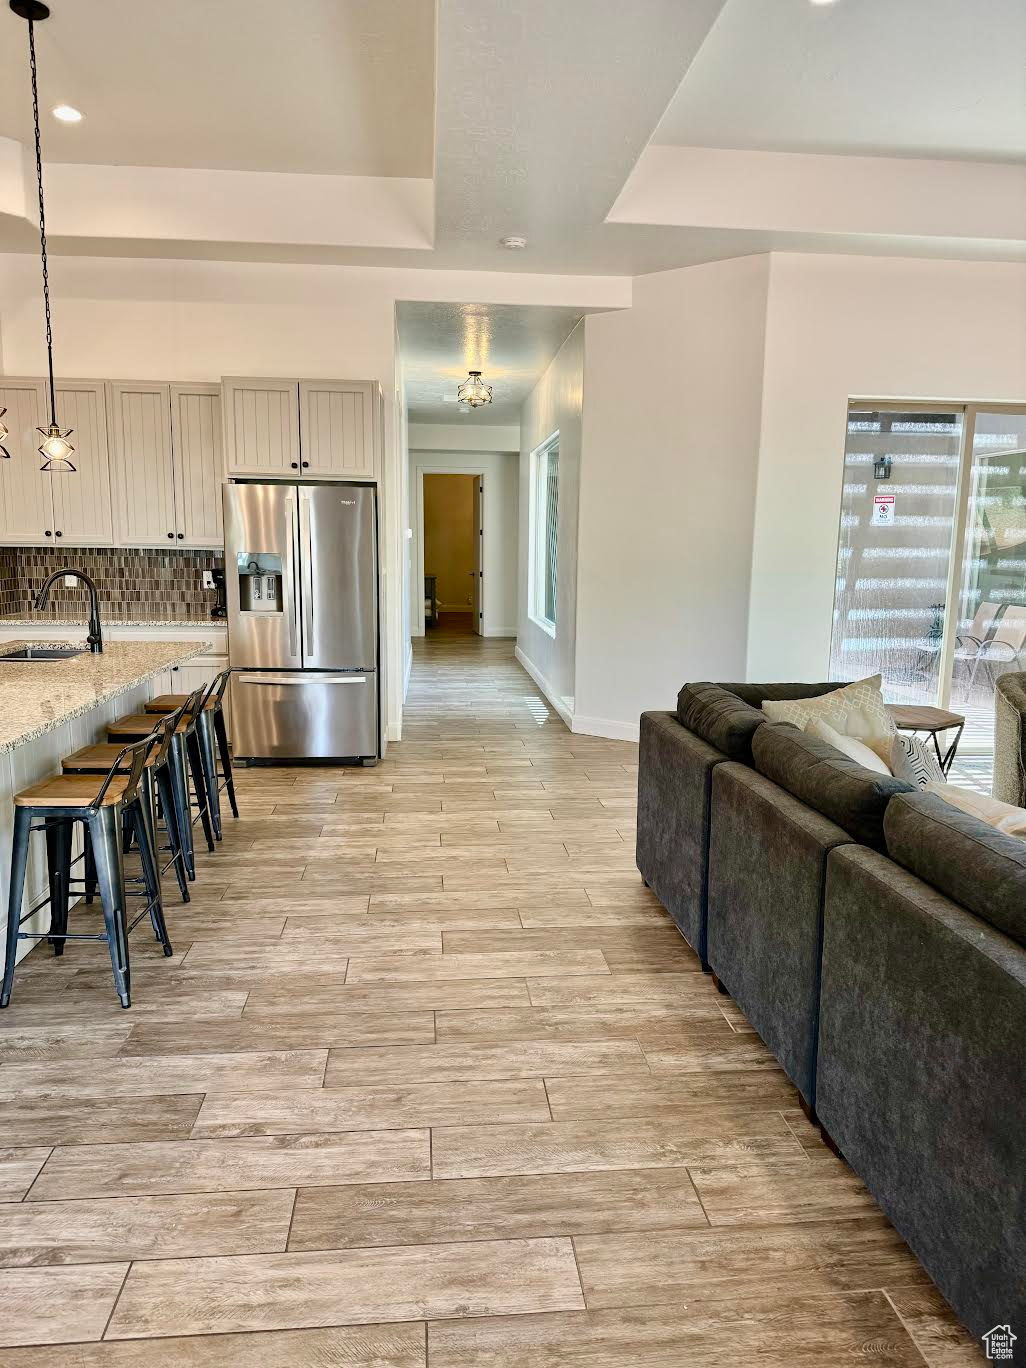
[
  {"x1": 108, "y1": 381, "x2": 224, "y2": 549},
  {"x1": 223, "y1": 377, "x2": 380, "y2": 480},
  {"x1": 0, "y1": 378, "x2": 113, "y2": 547}
]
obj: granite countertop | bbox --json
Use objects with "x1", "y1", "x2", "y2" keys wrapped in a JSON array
[
  {"x1": 0, "y1": 612, "x2": 225, "y2": 629},
  {"x1": 0, "y1": 639, "x2": 207, "y2": 753}
]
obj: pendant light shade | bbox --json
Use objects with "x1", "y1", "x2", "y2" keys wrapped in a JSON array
[
  {"x1": 0, "y1": 409, "x2": 10, "y2": 460},
  {"x1": 457, "y1": 370, "x2": 493, "y2": 409},
  {"x1": 10, "y1": 0, "x2": 76, "y2": 473}
]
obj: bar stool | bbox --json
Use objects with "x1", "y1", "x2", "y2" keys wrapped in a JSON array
[
  {"x1": 107, "y1": 690, "x2": 215, "y2": 873},
  {"x1": 1, "y1": 726, "x2": 172, "y2": 1010},
  {"x1": 146, "y1": 669, "x2": 238, "y2": 840},
  {"x1": 62, "y1": 691, "x2": 200, "y2": 905}
]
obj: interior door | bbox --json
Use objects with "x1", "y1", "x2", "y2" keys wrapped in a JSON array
[
  {"x1": 108, "y1": 382, "x2": 177, "y2": 547},
  {"x1": 472, "y1": 476, "x2": 483, "y2": 635},
  {"x1": 299, "y1": 483, "x2": 377, "y2": 669},
  {"x1": 0, "y1": 379, "x2": 53, "y2": 545},
  {"x1": 49, "y1": 382, "x2": 113, "y2": 545},
  {"x1": 171, "y1": 383, "x2": 224, "y2": 547},
  {"x1": 224, "y1": 482, "x2": 302, "y2": 670}
]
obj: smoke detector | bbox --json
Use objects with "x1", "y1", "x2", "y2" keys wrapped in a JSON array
[{"x1": 499, "y1": 235, "x2": 527, "y2": 250}]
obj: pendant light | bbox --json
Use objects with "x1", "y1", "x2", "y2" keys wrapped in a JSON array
[
  {"x1": 10, "y1": 1, "x2": 75, "y2": 472},
  {"x1": 457, "y1": 370, "x2": 493, "y2": 409}
]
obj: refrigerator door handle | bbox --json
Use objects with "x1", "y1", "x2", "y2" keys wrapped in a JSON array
[
  {"x1": 239, "y1": 674, "x2": 368, "y2": 686},
  {"x1": 284, "y1": 495, "x2": 299, "y2": 659},
  {"x1": 299, "y1": 490, "x2": 314, "y2": 653}
]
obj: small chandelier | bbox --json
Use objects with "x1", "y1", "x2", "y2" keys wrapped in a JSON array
[
  {"x1": 10, "y1": 1, "x2": 75, "y2": 473},
  {"x1": 0, "y1": 410, "x2": 10, "y2": 460},
  {"x1": 457, "y1": 370, "x2": 493, "y2": 409}
]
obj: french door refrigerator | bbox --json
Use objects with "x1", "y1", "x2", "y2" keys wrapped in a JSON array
[{"x1": 224, "y1": 481, "x2": 379, "y2": 762}]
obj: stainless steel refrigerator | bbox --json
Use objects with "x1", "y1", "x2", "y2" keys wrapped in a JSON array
[{"x1": 224, "y1": 481, "x2": 379, "y2": 763}]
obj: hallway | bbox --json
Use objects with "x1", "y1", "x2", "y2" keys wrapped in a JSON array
[{"x1": 0, "y1": 632, "x2": 979, "y2": 1362}]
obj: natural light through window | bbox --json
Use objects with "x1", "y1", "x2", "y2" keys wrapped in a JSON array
[{"x1": 529, "y1": 433, "x2": 559, "y2": 636}]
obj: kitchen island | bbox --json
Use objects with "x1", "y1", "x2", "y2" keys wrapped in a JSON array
[{"x1": 0, "y1": 638, "x2": 205, "y2": 964}]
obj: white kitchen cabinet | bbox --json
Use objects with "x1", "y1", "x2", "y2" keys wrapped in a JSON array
[
  {"x1": 299, "y1": 380, "x2": 379, "y2": 478},
  {"x1": 222, "y1": 377, "x2": 301, "y2": 477},
  {"x1": 108, "y1": 382, "x2": 178, "y2": 548},
  {"x1": 171, "y1": 384, "x2": 224, "y2": 548},
  {"x1": 49, "y1": 381, "x2": 114, "y2": 546},
  {"x1": 0, "y1": 378, "x2": 114, "y2": 547},
  {"x1": 0, "y1": 379, "x2": 51, "y2": 545}
]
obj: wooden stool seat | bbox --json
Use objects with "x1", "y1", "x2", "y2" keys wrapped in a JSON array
[
  {"x1": 14, "y1": 773, "x2": 128, "y2": 808},
  {"x1": 145, "y1": 694, "x2": 217, "y2": 714},
  {"x1": 63, "y1": 743, "x2": 158, "y2": 774},
  {"x1": 108, "y1": 714, "x2": 188, "y2": 739}
]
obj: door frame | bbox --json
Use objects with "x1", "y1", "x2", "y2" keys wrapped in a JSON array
[{"x1": 413, "y1": 464, "x2": 485, "y2": 636}]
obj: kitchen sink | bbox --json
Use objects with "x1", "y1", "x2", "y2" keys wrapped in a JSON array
[{"x1": 0, "y1": 646, "x2": 85, "y2": 661}]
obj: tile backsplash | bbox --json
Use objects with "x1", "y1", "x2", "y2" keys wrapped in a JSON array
[{"x1": 0, "y1": 547, "x2": 222, "y2": 620}]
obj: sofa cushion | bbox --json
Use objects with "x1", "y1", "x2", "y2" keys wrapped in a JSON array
[
  {"x1": 884, "y1": 790, "x2": 1026, "y2": 947},
  {"x1": 751, "y1": 722, "x2": 913, "y2": 850},
  {"x1": 676, "y1": 681, "x2": 842, "y2": 764}
]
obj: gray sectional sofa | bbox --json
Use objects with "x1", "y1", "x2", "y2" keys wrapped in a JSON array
[{"x1": 637, "y1": 682, "x2": 1026, "y2": 1343}]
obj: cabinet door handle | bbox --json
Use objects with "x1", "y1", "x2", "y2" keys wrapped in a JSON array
[
  {"x1": 301, "y1": 461, "x2": 309, "y2": 468},
  {"x1": 167, "y1": 532, "x2": 174, "y2": 539},
  {"x1": 44, "y1": 529, "x2": 52, "y2": 537},
  {"x1": 290, "y1": 462, "x2": 298, "y2": 469},
  {"x1": 177, "y1": 532, "x2": 184, "y2": 539},
  {"x1": 54, "y1": 530, "x2": 62, "y2": 538}
]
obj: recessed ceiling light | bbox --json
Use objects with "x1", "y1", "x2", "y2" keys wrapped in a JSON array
[
  {"x1": 499, "y1": 235, "x2": 527, "y2": 250},
  {"x1": 52, "y1": 104, "x2": 83, "y2": 123}
]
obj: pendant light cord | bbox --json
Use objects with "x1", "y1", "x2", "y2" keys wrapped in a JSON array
[{"x1": 26, "y1": 17, "x2": 56, "y2": 427}]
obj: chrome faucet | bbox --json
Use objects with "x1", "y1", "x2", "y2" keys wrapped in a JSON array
[{"x1": 34, "y1": 569, "x2": 104, "y2": 654}]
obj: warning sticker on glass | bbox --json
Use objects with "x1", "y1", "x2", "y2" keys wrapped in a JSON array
[{"x1": 871, "y1": 494, "x2": 896, "y2": 528}]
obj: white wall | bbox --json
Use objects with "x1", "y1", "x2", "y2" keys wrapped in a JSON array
[
  {"x1": 748, "y1": 254, "x2": 1026, "y2": 681},
  {"x1": 0, "y1": 253, "x2": 629, "y2": 740},
  {"x1": 410, "y1": 448, "x2": 519, "y2": 637},
  {"x1": 517, "y1": 322, "x2": 584, "y2": 721},
  {"x1": 574, "y1": 256, "x2": 771, "y2": 738}
]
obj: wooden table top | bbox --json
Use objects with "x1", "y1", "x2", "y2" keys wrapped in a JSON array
[{"x1": 887, "y1": 703, "x2": 965, "y2": 731}]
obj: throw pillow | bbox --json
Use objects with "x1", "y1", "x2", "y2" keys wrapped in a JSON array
[
  {"x1": 763, "y1": 674, "x2": 896, "y2": 743},
  {"x1": 889, "y1": 734, "x2": 946, "y2": 789},
  {"x1": 804, "y1": 718, "x2": 893, "y2": 775},
  {"x1": 924, "y1": 781, "x2": 1026, "y2": 838}
]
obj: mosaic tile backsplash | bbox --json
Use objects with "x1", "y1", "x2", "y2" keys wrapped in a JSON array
[{"x1": 0, "y1": 547, "x2": 222, "y2": 621}]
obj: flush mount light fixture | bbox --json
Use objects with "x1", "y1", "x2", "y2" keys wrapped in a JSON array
[
  {"x1": 9, "y1": 0, "x2": 75, "y2": 472},
  {"x1": 809, "y1": 0, "x2": 841, "y2": 5},
  {"x1": 52, "y1": 103, "x2": 82, "y2": 122},
  {"x1": 457, "y1": 370, "x2": 493, "y2": 408},
  {"x1": 0, "y1": 409, "x2": 10, "y2": 460}
]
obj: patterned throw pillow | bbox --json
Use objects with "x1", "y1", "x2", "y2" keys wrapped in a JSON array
[
  {"x1": 889, "y1": 734, "x2": 945, "y2": 789},
  {"x1": 762, "y1": 675, "x2": 896, "y2": 743}
]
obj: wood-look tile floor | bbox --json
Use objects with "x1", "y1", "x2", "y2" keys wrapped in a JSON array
[{"x1": 0, "y1": 622, "x2": 984, "y2": 1364}]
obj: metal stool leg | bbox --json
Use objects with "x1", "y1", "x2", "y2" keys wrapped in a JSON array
[
  {"x1": 1, "y1": 807, "x2": 31, "y2": 1008},
  {"x1": 44, "y1": 817, "x2": 73, "y2": 956},
  {"x1": 167, "y1": 735, "x2": 196, "y2": 879},
  {"x1": 197, "y1": 712, "x2": 223, "y2": 841},
  {"x1": 131, "y1": 791, "x2": 173, "y2": 957},
  {"x1": 186, "y1": 729, "x2": 215, "y2": 854},
  {"x1": 213, "y1": 707, "x2": 238, "y2": 820},
  {"x1": 155, "y1": 761, "x2": 190, "y2": 903},
  {"x1": 88, "y1": 806, "x2": 132, "y2": 1008},
  {"x1": 83, "y1": 828, "x2": 97, "y2": 904}
]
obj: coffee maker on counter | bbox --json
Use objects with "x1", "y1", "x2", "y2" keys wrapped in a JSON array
[{"x1": 210, "y1": 566, "x2": 227, "y2": 620}]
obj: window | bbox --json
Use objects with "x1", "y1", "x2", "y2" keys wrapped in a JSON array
[{"x1": 530, "y1": 434, "x2": 559, "y2": 634}]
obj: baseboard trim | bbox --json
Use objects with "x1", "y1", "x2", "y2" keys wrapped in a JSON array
[
  {"x1": 570, "y1": 714, "x2": 641, "y2": 742},
  {"x1": 515, "y1": 646, "x2": 574, "y2": 728}
]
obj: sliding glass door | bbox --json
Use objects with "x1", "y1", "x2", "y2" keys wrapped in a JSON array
[
  {"x1": 830, "y1": 402, "x2": 1026, "y2": 754},
  {"x1": 830, "y1": 406, "x2": 964, "y2": 705},
  {"x1": 947, "y1": 409, "x2": 1026, "y2": 751}
]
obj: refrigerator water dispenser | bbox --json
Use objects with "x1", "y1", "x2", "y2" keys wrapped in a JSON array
[{"x1": 237, "y1": 553, "x2": 283, "y2": 613}]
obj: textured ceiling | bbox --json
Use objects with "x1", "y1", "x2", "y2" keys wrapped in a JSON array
[
  {"x1": 0, "y1": 0, "x2": 435, "y2": 176},
  {"x1": 653, "y1": 0, "x2": 1026, "y2": 162},
  {"x1": 398, "y1": 302, "x2": 591, "y2": 422}
]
